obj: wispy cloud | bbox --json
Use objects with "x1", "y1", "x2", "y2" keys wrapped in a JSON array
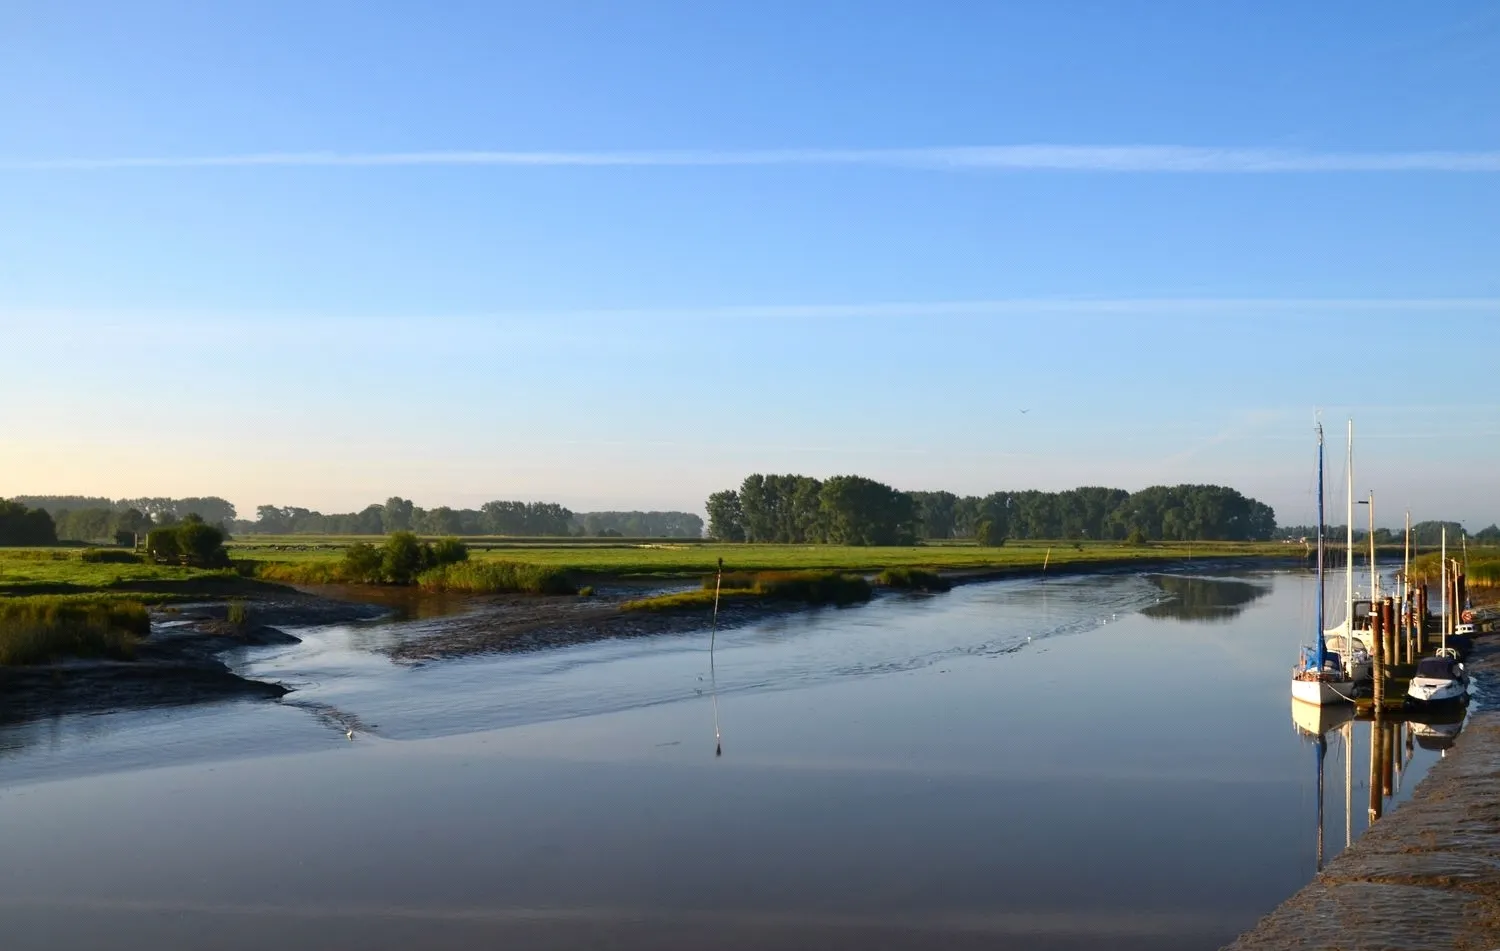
[{"x1": 6, "y1": 145, "x2": 1500, "y2": 172}]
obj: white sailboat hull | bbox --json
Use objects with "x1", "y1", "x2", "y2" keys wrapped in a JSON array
[{"x1": 1292, "y1": 676, "x2": 1354, "y2": 707}]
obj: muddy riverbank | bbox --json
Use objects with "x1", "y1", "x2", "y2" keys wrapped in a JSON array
[
  {"x1": 1225, "y1": 640, "x2": 1500, "y2": 951},
  {"x1": 0, "y1": 589, "x2": 385, "y2": 725}
]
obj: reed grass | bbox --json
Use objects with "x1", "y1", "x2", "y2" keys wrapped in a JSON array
[
  {"x1": 874, "y1": 567, "x2": 952, "y2": 592},
  {"x1": 0, "y1": 596, "x2": 149, "y2": 665},
  {"x1": 627, "y1": 569, "x2": 873, "y2": 611},
  {"x1": 416, "y1": 560, "x2": 577, "y2": 595}
]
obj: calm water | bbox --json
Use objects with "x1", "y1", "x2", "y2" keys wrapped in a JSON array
[{"x1": 0, "y1": 568, "x2": 1454, "y2": 950}]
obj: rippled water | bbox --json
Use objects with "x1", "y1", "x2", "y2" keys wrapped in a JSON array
[{"x1": 0, "y1": 568, "x2": 1455, "y2": 950}]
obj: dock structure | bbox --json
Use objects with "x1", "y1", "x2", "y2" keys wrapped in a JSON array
[{"x1": 1225, "y1": 640, "x2": 1500, "y2": 951}]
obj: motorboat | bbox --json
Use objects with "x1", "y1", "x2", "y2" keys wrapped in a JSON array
[{"x1": 1405, "y1": 652, "x2": 1469, "y2": 709}]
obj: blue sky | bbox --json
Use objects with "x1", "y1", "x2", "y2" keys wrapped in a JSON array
[{"x1": 3, "y1": 1, "x2": 1499, "y2": 528}]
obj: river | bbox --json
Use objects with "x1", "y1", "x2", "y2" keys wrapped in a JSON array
[{"x1": 0, "y1": 567, "x2": 1454, "y2": 950}]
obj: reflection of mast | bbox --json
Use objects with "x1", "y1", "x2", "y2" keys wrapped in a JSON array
[
  {"x1": 1315, "y1": 730, "x2": 1326, "y2": 871},
  {"x1": 710, "y1": 558, "x2": 723, "y2": 757}
]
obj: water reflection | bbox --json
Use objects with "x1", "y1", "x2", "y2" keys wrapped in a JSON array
[
  {"x1": 1290, "y1": 701, "x2": 1466, "y2": 875},
  {"x1": 1142, "y1": 574, "x2": 1271, "y2": 622}
]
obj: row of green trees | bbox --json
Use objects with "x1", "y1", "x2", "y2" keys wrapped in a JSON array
[
  {"x1": 576, "y1": 511, "x2": 704, "y2": 538},
  {"x1": 707, "y1": 475, "x2": 920, "y2": 545},
  {"x1": 1276, "y1": 521, "x2": 1500, "y2": 546},
  {"x1": 0, "y1": 501, "x2": 58, "y2": 545},
  {"x1": 238, "y1": 497, "x2": 703, "y2": 538},
  {"x1": 13, "y1": 496, "x2": 237, "y2": 525},
  {"x1": 706, "y1": 476, "x2": 1279, "y2": 545}
]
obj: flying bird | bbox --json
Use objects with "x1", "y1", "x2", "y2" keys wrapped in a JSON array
[{"x1": 1019, "y1": 409, "x2": 1030, "y2": 414}]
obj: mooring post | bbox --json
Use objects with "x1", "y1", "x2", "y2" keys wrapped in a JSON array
[
  {"x1": 1382, "y1": 598, "x2": 1396, "y2": 668},
  {"x1": 1371, "y1": 603, "x2": 1385, "y2": 708}
]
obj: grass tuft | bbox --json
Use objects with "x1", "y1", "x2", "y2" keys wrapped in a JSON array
[{"x1": 0, "y1": 596, "x2": 149, "y2": 665}]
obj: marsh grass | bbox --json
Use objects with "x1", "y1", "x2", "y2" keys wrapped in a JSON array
[
  {"x1": 874, "y1": 567, "x2": 952, "y2": 592},
  {"x1": 1410, "y1": 552, "x2": 1500, "y2": 588},
  {"x1": 416, "y1": 561, "x2": 577, "y2": 595},
  {"x1": 80, "y1": 548, "x2": 143, "y2": 564},
  {"x1": 626, "y1": 570, "x2": 873, "y2": 611},
  {"x1": 0, "y1": 596, "x2": 149, "y2": 665}
]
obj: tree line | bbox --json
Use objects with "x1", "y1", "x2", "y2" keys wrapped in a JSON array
[
  {"x1": 236, "y1": 498, "x2": 703, "y2": 538},
  {"x1": 707, "y1": 476, "x2": 1279, "y2": 545},
  {"x1": 1277, "y1": 520, "x2": 1499, "y2": 546}
]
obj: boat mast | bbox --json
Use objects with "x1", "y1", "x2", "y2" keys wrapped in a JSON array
[
  {"x1": 1368, "y1": 491, "x2": 1377, "y2": 603},
  {"x1": 1441, "y1": 526, "x2": 1448, "y2": 652},
  {"x1": 1403, "y1": 511, "x2": 1411, "y2": 664},
  {"x1": 1315, "y1": 423, "x2": 1326, "y2": 668},
  {"x1": 1345, "y1": 420, "x2": 1354, "y2": 635}
]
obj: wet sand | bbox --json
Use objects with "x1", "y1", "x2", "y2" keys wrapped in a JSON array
[{"x1": 1225, "y1": 640, "x2": 1500, "y2": 951}]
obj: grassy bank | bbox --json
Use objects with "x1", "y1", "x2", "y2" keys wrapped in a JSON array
[
  {"x1": 622, "y1": 570, "x2": 873, "y2": 611},
  {"x1": 1409, "y1": 550, "x2": 1500, "y2": 588},
  {"x1": 0, "y1": 596, "x2": 150, "y2": 665}
]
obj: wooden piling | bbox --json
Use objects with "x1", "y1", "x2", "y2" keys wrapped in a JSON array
[
  {"x1": 1382, "y1": 598, "x2": 1396, "y2": 666},
  {"x1": 1371, "y1": 603, "x2": 1385, "y2": 708}
]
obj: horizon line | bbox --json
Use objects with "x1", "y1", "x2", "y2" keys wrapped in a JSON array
[{"x1": 7, "y1": 145, "x2": 1500, "y2": 173}]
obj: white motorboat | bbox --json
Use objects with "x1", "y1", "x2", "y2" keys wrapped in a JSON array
[{"x1": 1406, "y1": 652, "x2": 1469, "y2": 708}]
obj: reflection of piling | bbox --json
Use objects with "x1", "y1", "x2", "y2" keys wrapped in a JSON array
[
  {"x1": 1371, "y1": 606, "x2": 1385, "y2": 707},
  {"x1": 1368, "y1": 715, "x2": 1383, "y2": 823},
  {"x1": 1381, "y1": 720, "x2": 1394, "y2": 800}
]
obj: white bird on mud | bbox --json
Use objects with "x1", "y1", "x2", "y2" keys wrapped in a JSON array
[{"x1": 345, "y1": 728, "x2": 354, "y2": 741}]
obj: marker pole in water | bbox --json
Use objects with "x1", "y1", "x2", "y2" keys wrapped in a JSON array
[{"x1": 711, "y1": 557, "x2": 723, "y2": 757}]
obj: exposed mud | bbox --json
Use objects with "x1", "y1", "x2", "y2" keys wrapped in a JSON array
[
  {"x1": 1225, "y1": 639, "x2": 1500, "y2": 951},
  {"x1": 0, "y1": 589, "x2": 384, "y2": 726},
  {"x1": 383, "y1": 587, "x2": 820, "y2": 662}
]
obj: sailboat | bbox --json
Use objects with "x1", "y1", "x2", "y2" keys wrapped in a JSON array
[
  {"x1": 1321, "y1": 420, "x2": 1372, "y2": 683},
  {"x1": 1407, "y1": 526, "x2": 1470, "y2": 709},
  {"x1": 1293, "y1": 422, "x2": 1359, "y2": 706}
]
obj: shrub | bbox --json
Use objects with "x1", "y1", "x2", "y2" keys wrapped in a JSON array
[
  {"x1": 341, "y1": 543, "x2": 385, "y2": 583},
  {"x1": 0, "y1": 597, "x2": 149, "y2": 665},
  {"x1": 430, "y1": 537, "x2": 469, "y2": 567},
  {"x1": 381, "y1": 531, "x2": 428, "y2": 585},
  {"x1": 417, "y1": 560, "x2": 577, "y2": 595},
  {"x1": 226, "y1": 600, "x2": 248, "y2": 626},
  {"x1": 177, "y1": 520, "x2": 228, "y2": 567},
  {"x1": 145, "y1": 527, "x2": 181, "y2": 562},
  {"x1": 875, "y1": 567, "x2": 951, "y2": 592},
  {"x1": 1126, "y1": 527, "x2": 1148, "y2": 546},
  {"x1": 975, "y1": 519, "x2": 1006, "y2": 547},
  {"x1": 80, "y1": 548, "x2": 143, "y2": 564}
]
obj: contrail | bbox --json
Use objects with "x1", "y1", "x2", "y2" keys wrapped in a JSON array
[{"x1": 5, "y1": 145, "x2": 1500, "y2": 172}]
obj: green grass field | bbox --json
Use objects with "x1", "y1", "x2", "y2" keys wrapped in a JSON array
[{"x1": 226, "y1": 537, "x2": 1296, "y2": 577}]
